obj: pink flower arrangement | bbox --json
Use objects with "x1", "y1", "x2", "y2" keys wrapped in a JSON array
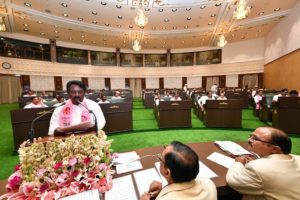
[{"x1": 0, "y1": 131, "x2": 114, "y2": 200}]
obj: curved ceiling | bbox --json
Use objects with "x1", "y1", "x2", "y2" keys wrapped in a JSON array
[{"x1": 0, "y1": 0, "x2": 298, "y2": 50}]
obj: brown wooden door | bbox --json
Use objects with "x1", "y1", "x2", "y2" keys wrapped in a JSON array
[
  {"x1": 159, "y1": 78, "x2": 164, "y2": 89},
  {"x1": 182, "y1": 77, "x2": 187, "y2": 87},
  {"x1": 219, "y1": 75, "x2": 226, "y2": 88},
  {"x1": 105, "y1": 78, "x2": 111, "y2": 90},
  {"x1": 82, "y1": 77, "x2": 88, "y2": 88},
  {"x1": 54, "y1": 76, "x2": 63, "y2": 91},
  {"x1": 141, "y1": 78, "x2": 146, "y2": 89},
  {"x1": 202, "y1": 77, "x2": 206, "y2": 90},
  {"x1": 20, "y1": 75, "x2": 30, "y2": 89}
]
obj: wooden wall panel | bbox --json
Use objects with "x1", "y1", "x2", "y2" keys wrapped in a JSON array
[{"x1": 264, "y1": 49, "x2": 300, "y2": 91}]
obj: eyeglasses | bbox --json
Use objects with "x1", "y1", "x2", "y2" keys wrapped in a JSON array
[{"x1": 248, "y1": 134, "x2": 275, "y2": 146}]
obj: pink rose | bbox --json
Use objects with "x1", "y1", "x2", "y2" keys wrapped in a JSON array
[
  {"x1": 71, "y1": 170, "x2": 79, "y2": 178},
  {"x1": 7, "y1": 171, "x2": 22, "y2": 191},
  {"x1": 14, "y1": 164, "x2": 21, "y2": 172},
  {"x1": 37, "y1": 169, "x2": 46, "y2": 177},
  {"x1": 99, "y1": 163, "x2": 107, "y2": 171},
  {"x1": 39, "y1": 182, "x2": 49, "y2": 193},
  {"x1": 83, "y1": 157, "x2": 91, "y2": 165},
  {"x1": 22, "y1": 183, "x2": 34, "y2": 196},
  {"x1": 53, "y1": 161, "x2": 63, "y2": 170},
  {"x1": 55, "y1": 173, "x2": 70, "y2": 187},
  {"x1": 99, "y1": 177, "x2": 107, "y2": 186},
  {"x1": 68, "y1": 158, "x2": 77, "y2": 167}
]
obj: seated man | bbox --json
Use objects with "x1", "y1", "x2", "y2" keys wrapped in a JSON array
[
  {"x1": 48, "y1": 80, "x2": 106, "y2": 136},
  {"x1": 98, "y1": 95, "x2": 110, "y2": 104},
  {"x1": 53, "y1": 96, "x2": 65, "y2": 107},
  {"x1": 112, "y1": 90, "x2": 122, "y2": 99},
  {"x1": 226, "y1": 127, "x2": 300, "y2": 200},
  {"x1": 155, "y1": 93, "x2": 164, "y2": 106},
  {"x1": 140, "y1": 141, "x2": 217, "y2": 200},
  {"x1": 170, "y1": 93, "x2": 182, "y2": 101},
  {"x1": 24, "y1": 96, "x2": 48, "y2": 109},
  {"x1": 217, "y1": 90, "x2": 227, "y2": 100},
  {"x1": 272, "y1": 88, "x2": 288, "y2": 102},
  {"x1": 197, "y1": 91, "x2": 214, "y2": 111}
]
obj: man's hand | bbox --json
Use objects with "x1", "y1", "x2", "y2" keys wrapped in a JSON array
[
  {"x1": 140, "y1": 192, "x2": 151, "y2": 200},
  {"x1": 235, "y1": 156, "x2": 255, "y2": 165},
  {"x1": 148, "y1": 181, "x2": 162, "y2": 199}
]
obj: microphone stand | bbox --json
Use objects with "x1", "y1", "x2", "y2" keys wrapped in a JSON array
[
  {"x1": 77, "y1": 100, "x2": 98, "y2": 135},
  {"x1": 28, "y1": 102, "x2": 65, "y2": 143}
]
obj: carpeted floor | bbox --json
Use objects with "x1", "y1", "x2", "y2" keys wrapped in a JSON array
[{"x1": 1, "y1": 99, "x2": 300, "y2": 180}]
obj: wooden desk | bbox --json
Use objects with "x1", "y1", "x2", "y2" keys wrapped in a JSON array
[
  {"x1": 0, "y1": 142, "x2": 244, "y2": 199},
  {"x1": 10, "y1": 107, "x2": 53, "y2": 152},
  {"x1": 144, "y1": 92, "x2": 155, "y2": 108},
  {"x1": 100, "y1": 103, "x2": 133, "y2": 133},
  {"x1": 204, "y1": 100, "x2": 243, "y2": 128},
  {"x1": 156, "y1": 100, "x2": 192, "y2": 129}
]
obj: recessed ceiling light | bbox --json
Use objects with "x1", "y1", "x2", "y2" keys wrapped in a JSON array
[
  {"x1": 81, "y1": 35, "x2": 84, "y2": 38},
  {"x1": 164, "y1": 18, "x2": 169, "y2": 22},
  {"x1": 37, "y1": 21, "x2": 43, "y2": 24},
  {"x1": 118, "y1": 15, "x2": 123, "y2": 19},
  {"x1": 158, "y1": 8, "x2": 163, "y2": 12},
  {"x1": 274, "y1": 8, "x2": 280, "y2": 12},
  {"x1": 140, "y1": 26, "x2": 144, "y2": 29},
  {"x1": 92, "y1": 20, "x2": 97, "y2": 24},
  {"x1": 78, "y1": 18, "x2": 83, "y2": 21},
  {"x1": 211, "y1": 14, "x2": 216, "y2": 17},
  {"x1": 92, "y1": 11, "x2": 97, "y2": 15},
  {"x1": 117, "y1": 25, "x2": 122, "y2": 28},
  {"x1": 215, "y1": 3, "x2": 221, "y2": 6},
  {"x1": 101, "y1": 2, "x2": 107, "y2": 6},
  {"x1": 258, "y1": 12, "x2": 264, "y2": 15},
  {"x1": 116, "y1": 5, "x2": 122, "y2": 8},
  {"x1": 69, "y1": 37, "x2": 72, "y2": 40},
  {"x1": 40, "y1": 32, "x2": 45, "y2": 35},
  {"x1": 162, "y1": 26, "x2": 166, "y2": 29},
  {"x1": 82, "y1": 40, "x2": 85, "y2": 42},
  {"x1": 208, "y1": 22, "x2": 213, "y2": 25},
  {"x1": 152, "y1": 27, "x2": 156, "y2": 30},
  {"x1": 24, "y1": 24, "x2": 29, "y2": 27},
  {"x1": 105, "y1": 23, "x2": 110, "y2": 26},
  {"x1": 62, "y1": 13, "x2": 68, "y2": 17},
  {"x1": 61, "y1": 3, "x2": 68, "y2": 7},
  {"x1": 173, "y1": 26, "x2": 177, "y2": 29},
  {"x1": 186, "y1": 17, "x2": 191, "y2": 20},
  {"x1": 258, "y1": 29, "x2": 262, "y2": 33},
  {"x1": 24, "y1": 2, "x2": 31, "y2": 7},
  {"x1": 55, "y1": 25, "x2": 58, "y2": 28},
  {"x1": 54, "y1": 30, "x2": 59, "y2": 33},
  {"x1": 172, "y1": 8, "x2": 177, "y2": 12},
  {"x1": 129, "y1": 25, "x2": 133, "y2": 28},
  {"x1": 184, "y1": 25, "x2": 188, "y2": 29},
  {"x1": 200, "y1": 5, "x2": 206, "y2": 9},
  {"x1": 145, "y1": 8, "x2": 150, "y2": 11},
  {"x1": 186, "y1": 8, "x2": 191, "y2": 11}
]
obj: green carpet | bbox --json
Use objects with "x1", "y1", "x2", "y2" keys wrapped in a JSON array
[{"x1": 1, "y1": 100, "x2": 300, "y2": 180}]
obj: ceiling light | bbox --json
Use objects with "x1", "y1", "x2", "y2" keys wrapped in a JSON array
[
  {"x1": 129, "y1": 25, "x2": 133, "y2": 28},
  {"x1": 92, "y1": 20, "x2": 97, "y2": 24},
  {"x1": 105, "y1": 23, "x2": 110, "y2": 26},
  {"x1": 211, "y1": 14, "x2": 216, "y2": 17},
  {"x1": 215, "y1": 3, "x2": 221, "y2": 6},
  {"x1": 61, "y1": 3, "x2": 68, "y2": 7},
  {"x1": 258, "y1": 11, "x2": 264, "y2": 16},
  {"x1": 158, "y1": 9, "x2": 163, "y2": 12},
  {"x1": 217, "y1": 35, "x2": 227, "y2": 47},
  {"x1": 24, "y1": 2, "x2": 31, "y2": 7},
  {"x1": 132, "y1": 39, "x2": 141, "y2": 51},
  {"x1": 23, "y1": 28, "x2": 29, "y2": 32},
  {"x1": 134, "y1": 9, "x2": 148, "y2": 27},
  {"x1": 186, "y1": 8, "x2": 191, "y2": 11},
  {"x1": 208, "y1": 22, "x2": 213, "y2": 25},
  {"x1": 62, "y1": 13, "x2": 68, "y2": 17},
  {"x1": 172, "y1": 8, "x2": 177, "y2": 12},
  {"x1": 116, "y1": 5, "x2": 122, "y2": 8},
  {"x1": 118, "y1": 15, "x2": 123, "y2": 19},
  {"x1": 233, "y1": 0, "x2": 251, "y2": 20},
  {"x1": 164, "y1": 18, "x2": 169, "y2": 22},
  {"x1": 187, "y1": 17, "x2": 191, "y2": 20},
  {"x1": 37, "y1": 21, "x2": 43, "y2": 24},
  {"x1": 40, "y1": 32, "x2": 45, "y2": 35},
  {"x1": 101, "y1": 2, "x2": 107, "y2": 6},
  {"x1": 200, "y1": 5, "x2": 206, "y2": 9},
  {"x1": 145, "y1": 8, "x2": 150, "y2": 11},
  {"x1": 92, "y1": 11, "x2": 98, "y2": 15},
  {"x1": 78, "y1": 18, "x2": 83, "y2": 21}
]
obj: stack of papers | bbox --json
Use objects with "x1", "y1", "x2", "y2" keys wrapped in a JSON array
[
  {"x1": 105, "y1": 175, "x2": 137, "y2": 200},
  {"x1": 60, "y1": 189, "x2": 101, "y2": 200},
  {"x1": 207, "y1": 152, "x2": 235, "y2": 168},
  {"x1": 214, "y1": 141, "x2": 251, "y2": 156},
  {"x1": 133, "y1": 168, "x2": 162, "y2": 196},
  {"x1": 114, "y1": 152, "x2": 143, "y2": 174}
]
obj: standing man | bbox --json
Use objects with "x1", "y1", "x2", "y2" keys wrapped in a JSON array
[
  {"x1": 226, "y1": 127, "x2": 300, "y2": 200},
  {"x1": 48, "y1": 80, "x2": 106, "y2": 136},
  {"x1": 140, "y1": 141, "x2": 217, "y2": 200}
]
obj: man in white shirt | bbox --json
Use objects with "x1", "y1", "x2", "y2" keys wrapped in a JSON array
[
  {"x1": 197, "y1": 91, "x2": 214, "y2": 111},
  {"x1": 48, "y1": 80, "x2": 106, "y2": 136},
  {"x1": 272, "y1": 88, "x2": 288, "y2": 102},
  {"x1": 24, "y1": 96, "x2": 48, "y2": 109}
]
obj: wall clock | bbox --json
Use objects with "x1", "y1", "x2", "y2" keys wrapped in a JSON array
[{"x1": 2, "y1": 62, "x2": 12, "y2": 69}]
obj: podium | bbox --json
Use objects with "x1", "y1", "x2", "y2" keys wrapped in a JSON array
[
  {"x1": 272, "y1": 97, "x2": 300, "y2": 134},
  {"x1": 99, "y1": 102, "x2": 133, "y2": 133},
  {"x1": 156, "y1": 101, "x2": 192, "y2": 128},
  {"x1": 204, "y1": 100, "x2": 243, "y2": 128},
  {"x1": 10, "y1": 107, "x2": 53, "y2": 152}
]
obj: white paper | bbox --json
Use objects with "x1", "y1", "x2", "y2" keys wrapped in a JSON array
[
  {"x1": 133, "y1": 168, "x2": 162, "y2": 197},
  {"x1": 115, "y1": 152, "x2": 143, "y2": 174},
  {"x1": 214, "y1": 141, "x2": 251, "y2": 156},
  {"x1": 207, "y1": 152, "x2": 235, "y2": 168},
  {"x1": 60, "y1": 189, "x2": 100, "y2": 200},
  {"x1": 155, "y1": 160, "x2": 217, "y2": 186},
  {"x1": 105, "y1": 175, "x2": 137, "y2": 200}
]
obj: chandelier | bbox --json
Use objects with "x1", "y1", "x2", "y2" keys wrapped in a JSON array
[
  {"x1": 233, "y1": 0, "x2": 251, "y2": 20},
  {"x1": 217, "y1": 35, "x2": 227, "y2": 48},
  {"x1": 132, "y1": 39, "x2": 141, "y2": 51},
  {"x1": 134, "y1": 9, "x2": 148, "y2": 27}
]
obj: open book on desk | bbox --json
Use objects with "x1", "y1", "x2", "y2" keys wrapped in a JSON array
[{"x1": 214, "y1": 141, "x2": 251, "y2": 157}]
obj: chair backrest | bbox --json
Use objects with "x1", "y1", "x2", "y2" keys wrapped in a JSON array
[{"x1": 108, "y1": 98, "x2": 125, "y2": 103}]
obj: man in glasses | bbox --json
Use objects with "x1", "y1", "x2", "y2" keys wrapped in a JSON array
[
  {"x1": 140, "y1": 141, "x2": 217, "y2": 200},
  {"x1": 48, "y1": 80, "x2": 106, "y2": 135},
  {"x1": 226, "y1": 127, "x2": 300, "y2": 199}
]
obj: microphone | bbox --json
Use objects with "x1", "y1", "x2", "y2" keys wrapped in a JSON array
[
  {"x1": 76, "y1": 99, "x2": 98, "y2": 135},
  {"x1": 29, "y1": 102, "x2": 66, "y2": 143}
]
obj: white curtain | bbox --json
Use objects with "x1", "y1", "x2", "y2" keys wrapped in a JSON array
[
  {"x1": 0, "y1": 76, "x2": 21, "y2": 103},
  {"x1": 89, "y1": 77, "x2": 105, "y2": 90},
  {"x1": 62, "y1": 77, "x2": 81, "y2": 89},
  {"x1": 111, "y1": 78, "x2": 125, "y2": 89},
  {"x1": 30, "y1": 75, "x2": 55, "y2": 91},
  {"x1": 226, "y1": 74, "x2": 239, "y2": 87},
  {"x1": 187, "y1": 76, "x2": 202, "y2": 88},
  {"x1": 130, "y1": 78, "x2": 142, "y2": 97},
  {"x1": 146, "y1": 78, "x2": 159, "y2": 89},
  {"x1": 164, "y1": 77, "x2": 182, "y2": 89},
  {"x1": 243, "y1": 74, "x2": 258, "y2": 88},
  {"x1": 206, "y1": 76, "x2": 219, "y2": 91}
]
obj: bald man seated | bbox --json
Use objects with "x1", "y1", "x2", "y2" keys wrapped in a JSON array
[
  {"x1": 140, "y1": 141, "x2": 217, "y2": 200},
  {"x1": 226, "y1": 127, "x2": 300, "y2": 200}
]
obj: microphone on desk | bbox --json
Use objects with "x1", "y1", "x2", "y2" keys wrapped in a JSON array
[
  {"x1": 28, "y1": 102, "x2": 66, "y2": 143},
  {"x1": 75, "y1": 98, "x2": 98, "y2": 135}
]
